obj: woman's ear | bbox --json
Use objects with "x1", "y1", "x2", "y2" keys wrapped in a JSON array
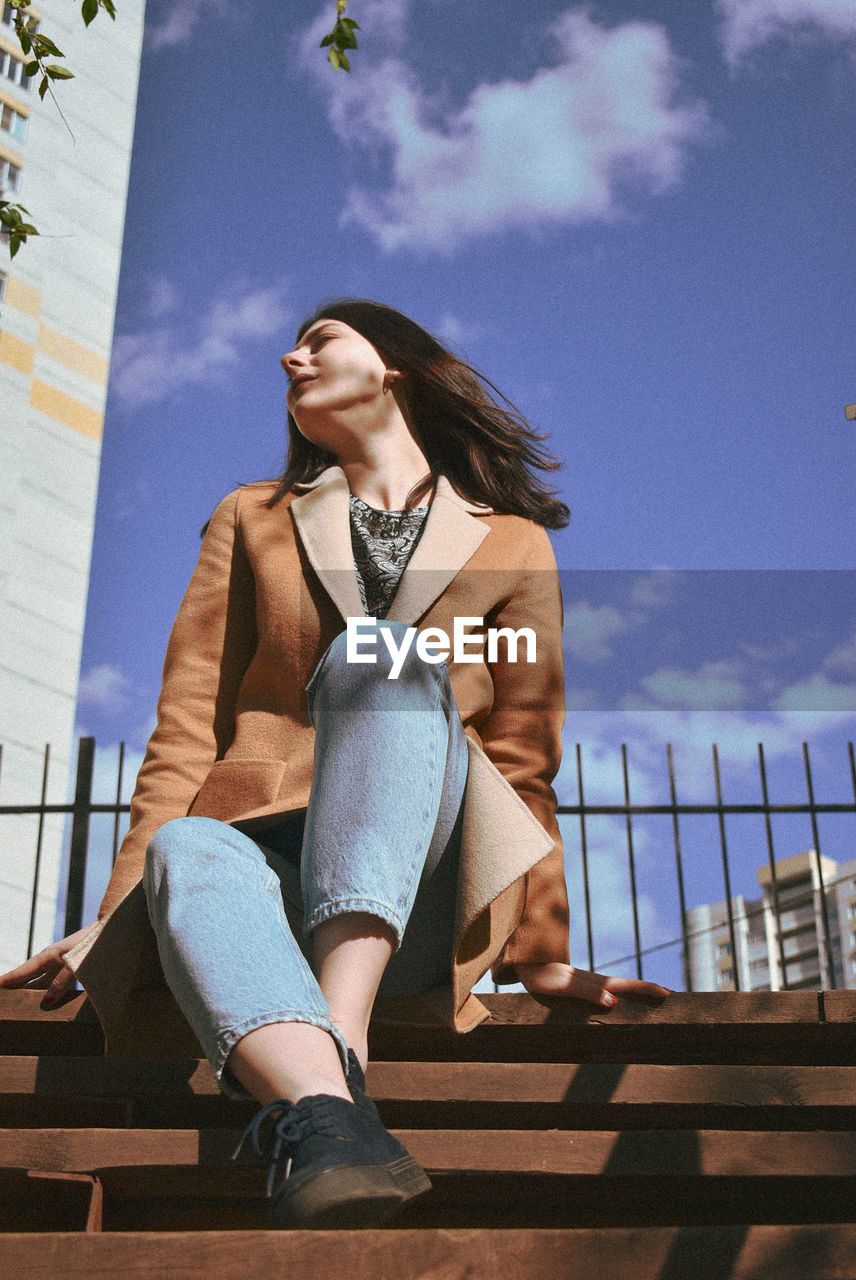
[{"x1": 383, "y1": 369, "x2": 404, "y2": 393}]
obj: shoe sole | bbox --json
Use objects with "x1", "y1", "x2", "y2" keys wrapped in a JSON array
[{"x1": 270, "y1": 1155, "x2": 432, "y2": 1230}]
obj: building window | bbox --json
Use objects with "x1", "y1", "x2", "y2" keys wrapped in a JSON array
[
  {"x1": 716, "y1": 942, "x2": 731, "y2": 958},
  {"x1": 717, "y1": 967, "x2": 734, "y2": 986},
  {"x1": 2, "y1": 5, "x2": 37, "y2": 34},
  {"x1": 0, "y1": 156, "x2": 20, "y2": 191},
  {"x1": 749, "y1": 958, "x2": 768, "y2": 973},
  {"x1": 848, "y1": 903, "x2": 856, "y2": 920},
  {"x1": 0, "y1": 49, "x2": 31, "y2": 92},
  {"x1": 1, "y1": 102, "x2": 27, "y2": 141}
]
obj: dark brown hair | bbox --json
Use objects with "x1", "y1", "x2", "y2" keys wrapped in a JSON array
[{"x1": 267, "y1": 298, "x2": 569, "y2": 529}]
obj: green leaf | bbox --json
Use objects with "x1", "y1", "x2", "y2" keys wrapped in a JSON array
[
  {"x1": 34, "y1": 35, "x2": 64, "y2": 56},
  {"x1": 24, "y1": 60, "x2": 39, "y2": 76},
  {"x1": 10, "y1": 235, "x2": 22, "y2": 258},
  {"x1": 337, "y1": 50, "x2": 351, "y2": 71},
  {"x1": 38, "y1": 77, "x2": 48, "y2": 99},
  {"x1": 46, "y1": 64, "x2": 75, "y2": 79},
  {"x1": 18, "y1": 29, "x2": 31, "y2": 53},
  {"x1": 81, "y1": 0, "x2": 98, "y2": 26},
  {"x1": 327, "y1": 47, "x2": 341, "y2": 69},
  {"x1": 102, "y1": 0, "x2": 117, "y2": 18},
  {"x1": 342, "y1": 18, "x2": 360, "y2": 28},
  {"x1": 320, "y1": 32, "x2": 334, "y2": 47}
]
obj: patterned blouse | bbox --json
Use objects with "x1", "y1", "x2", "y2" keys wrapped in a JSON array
[{"x1": 349, "y1": 494, "x2": 430, "y2": 619}]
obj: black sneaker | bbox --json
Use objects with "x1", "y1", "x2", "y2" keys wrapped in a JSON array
[
  {"x1": 345, "y1": 1049, "x2": 372, "y2": 1107},
  {"x1": 232, "y1": 1092, "x2": 431, "y2": 1229}
]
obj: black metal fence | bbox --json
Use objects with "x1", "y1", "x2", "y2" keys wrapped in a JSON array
[{"x1": 3, "y1": 737, "x2": 856, "y2": 992}]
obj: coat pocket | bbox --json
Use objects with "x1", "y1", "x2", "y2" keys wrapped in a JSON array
[{"x1": 188, "y1": 759, "x2": 289, "y2": 823}]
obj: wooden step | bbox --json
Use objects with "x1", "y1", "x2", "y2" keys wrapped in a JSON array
[
  {"x1": 3, "y1": 1225, "x2": 856, "y2": 1280},
  {"x1": 3, "y1": 1124, "x2": 856, "y2": 1177},
  {"x1": 3, "y1": 989, "x2": 852, "y2": 1064},
  {"x1": 1, "y1": 988, "x2": 854, "y2": 1265}
]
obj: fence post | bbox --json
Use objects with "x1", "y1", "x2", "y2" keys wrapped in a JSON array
[{"x1": 64, "y1": 737, "x2": 95, "y2": 936}]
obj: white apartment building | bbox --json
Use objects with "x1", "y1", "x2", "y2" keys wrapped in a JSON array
[
  {"x1": 0, "y1": 0, "x2": 145, "y2": 970},
  {"x1": 687, "y1": 849, "x2": 856, "y2": 992}
]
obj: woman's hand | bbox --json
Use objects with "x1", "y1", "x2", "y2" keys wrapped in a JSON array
[
  {"x1": 516, "y1": 962, "x2": 671, "y2": 1010},
  {"x1": 0, "y1": 923, "x2": 98, "y2": 1009}
]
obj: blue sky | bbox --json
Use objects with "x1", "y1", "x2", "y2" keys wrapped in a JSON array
[{"x1": 72, "y1": 0, "x2": 856, "y2": 980}]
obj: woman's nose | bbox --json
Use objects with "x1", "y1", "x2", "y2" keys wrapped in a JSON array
[{"x1": 281, "y1": 349, "x2": 304, "y2": 374}]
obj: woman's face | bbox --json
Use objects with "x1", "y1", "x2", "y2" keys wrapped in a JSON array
[{"x1": 282, "y1": 320, "x2": 390, "y2": 436}]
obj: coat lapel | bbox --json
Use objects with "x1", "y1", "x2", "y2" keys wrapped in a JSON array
[
  {"x1": 290, "y1": 469, "x2": 492, "y2": 626},
  {"x1": 289, "y1": 468, "x2": 366, "y2": 622},
  {"x1": 386, "y1": 476, "x2": 491, "y2": 624}
]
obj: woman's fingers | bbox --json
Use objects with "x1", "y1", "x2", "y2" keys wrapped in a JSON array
[
  {"x1": 0, "y1": 924, "x2": 97, "y2": 995},
  {"x1": 517, "y1": 962, "x2": 671, "y2": 1008},
  {"x1": 0, "y1": 952, "x2": 55, "y2": 989},
  {"x1": 39, "y1": 963, "x2": 79, "y2": 1010}
]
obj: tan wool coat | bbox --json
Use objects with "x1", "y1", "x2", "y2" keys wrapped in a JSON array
[{"x1": 68, "y1": 467, "x2": 570, "y2": 1055}]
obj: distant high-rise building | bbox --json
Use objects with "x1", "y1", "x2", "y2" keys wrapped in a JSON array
[
  {"x1": 687, "y1": 849, "x2": 856, "y2": 992},
  {"x1": 0, "y1": 0, "x2": 145, "y2": 970}
]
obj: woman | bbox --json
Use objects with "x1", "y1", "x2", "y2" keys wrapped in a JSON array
[{"x1": 1, "y1": 299, "x2": 668, "y2": 1229}]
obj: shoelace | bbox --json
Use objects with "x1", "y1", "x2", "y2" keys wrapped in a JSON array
[{"x1": 230, "y1": 1100, "x2": 315, "y2": 1199}]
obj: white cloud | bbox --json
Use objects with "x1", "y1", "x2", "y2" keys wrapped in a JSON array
[
  {"x1": 307, "y1": 7, "x2": 707, "y2": 252},
  {"x1": 146, "y1": 277, "x2": 180, "y2": 320},
  {"x1": 111, "y1": 284, "x2": 290, "y2": 409},
  {"x1": 567, "y1": 707, "x2": 856, "y2": 806},
  {"x1": 825, "y1": 630, "x2": 856, "y2": 677},
  {"x1": 434, "y1": 312, "x2": 479, "y2": 350},
  {"x1": 564, "y1": 601, "x2": 630, "y2": 663},
  {"x1": 773, "y1": 673, "x2": 856, "y2": 712},
  {"x1": 640, "y1": 658, "x2": 747, "y2": 710},
  {"x1": 717, "y1": 0, "x2": 856, "y2": 64},
  {"x1": 559, "y1": 812, "x2": 670, "y2": 970},
  {"x1": 77, "y1": 665, "x2": 132, "y2": 711},
  {"x1": 146, "y1": 0, "x2": 231, "y2": 52},
  {"x1": 629, "y1": 569, "x2": 684, "y2": 610}
]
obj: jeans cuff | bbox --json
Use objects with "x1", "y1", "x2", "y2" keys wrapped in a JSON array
[
  {"x1": 304, "y1": 897, "x2": 406, "y2": 951},
  {"x1": 213, "y1": 1011, "x2": 350, "y2": 1100}
]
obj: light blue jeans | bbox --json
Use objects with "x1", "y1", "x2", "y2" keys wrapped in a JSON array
[{"x1": 143, "y1": 621, "x2": 469, "y2": 1097}]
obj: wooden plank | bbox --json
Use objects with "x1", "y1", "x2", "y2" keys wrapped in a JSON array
[
  {"x1": 0, "y1": 1169, "x2": 102, "y2": 1232},
  {"x1": 2, "y1": 1226, "x2": 856, "y2": 1280},
  {"x1": 371, "y1": 992, "x2": 841, "y2": 1064},
  {"x1": 88, "y1": 1166, "x2": 856, "y2": 1230},
  {"x1": 368, "y1": 1061, "x2": 856, "y2": 1107},
  {"x1": 474, "y1": 992, "x2": 823, "y2": 1026},
  {"x1": 0, "y1": 989, "x2": 822, "y2": 1026},
  {"x1": 5, "y1": 1057, "x2": 856, "y2": 1107},
  {"x1": 3, "y1": 1126, "x2": 856, "y2": 1177},
  {"x1": 4, "y1": 1058, "x2": 856, "y2": 1131},
  {"x1": 402, "y1": 1129, "x2": 856, "y2": 1176},
  {"x1": 3, "y1": 990, "x2": 847, "y2": 1065},
  {"x1": 0, "y1": 1055, "x2": 217, "y2": 1096},
  {"x1": 0, "y1": 993, "x2": 104, "y2": 1057},
  {"x1": 823, "y1": 992, "x2": 856, "y2": 1024},
  {"x1": 368, "y1": 1021, "x2": 848, "y2": 1066}
]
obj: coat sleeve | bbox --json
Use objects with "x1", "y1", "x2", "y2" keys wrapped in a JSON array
[
  {"x1": 480, "y1": 523, "x2": 571, "y2": 982},
  {"x1": 97, "y1": 489, "x2": 258, "y2": 918}
]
